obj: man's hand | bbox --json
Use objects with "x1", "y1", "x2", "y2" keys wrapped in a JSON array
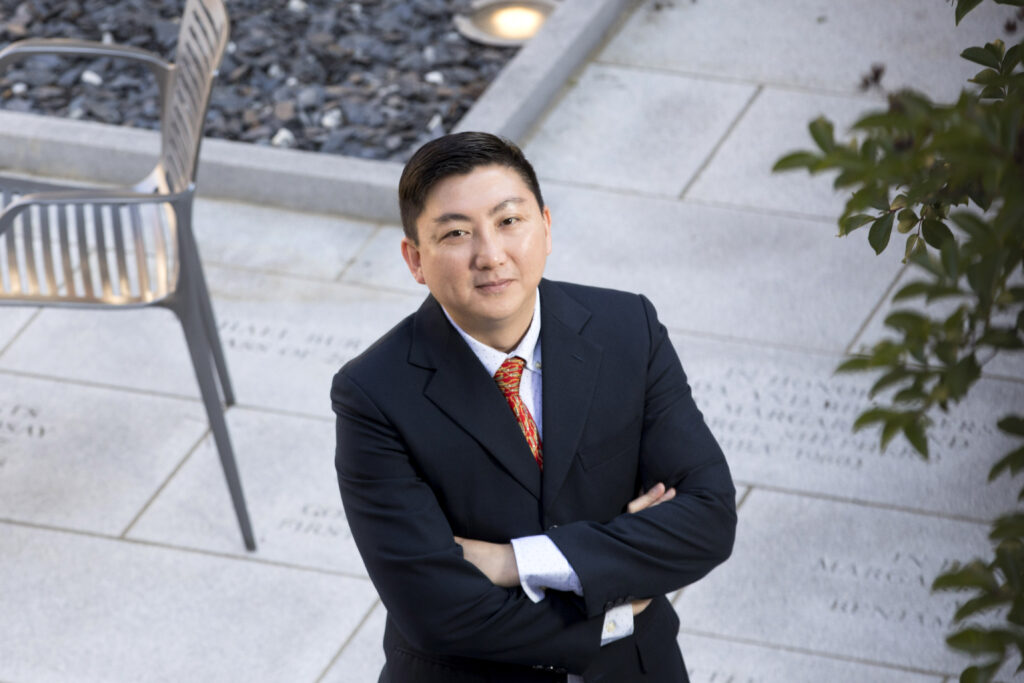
[
  {"x1": 626, "y1": 481, "x2": 676, "y2": 514},
  {"x1": 625, "y1": 482, "x2": 675, "y2": 616},
  {"x1": 454, "y1": 537, "x2": 520, "y2": 587},
  {"x1": 631, "y1": 598, "x2": 652, "y2": 616}
]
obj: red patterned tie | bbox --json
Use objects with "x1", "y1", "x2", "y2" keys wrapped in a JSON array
[{"x1": 493, "y1": 356, "x2": 543, "y2": 470}]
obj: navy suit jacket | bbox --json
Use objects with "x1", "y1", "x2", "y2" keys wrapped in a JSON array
[{"x1": 333, "y1": 279, "x2": 736, "y2": 682}]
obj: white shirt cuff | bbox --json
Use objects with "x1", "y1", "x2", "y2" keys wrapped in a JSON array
[
  {"x1": 600, "y1": 603, "x2": 634, "y2": 646},
  {"x1": 509, "y1": 534, "x2": 583, "y2": 603}
]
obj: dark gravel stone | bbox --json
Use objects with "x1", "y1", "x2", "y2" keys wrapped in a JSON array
[{"x1": 0, "y1": 0, "x2": 517, "y2": 161}]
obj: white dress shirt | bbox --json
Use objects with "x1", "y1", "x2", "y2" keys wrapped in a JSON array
[{"x1": 443, "y1": 293, "x2": 634, "y2": 680}]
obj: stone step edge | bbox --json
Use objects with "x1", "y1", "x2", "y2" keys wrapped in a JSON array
[{"x1": 0, "y1": 0, "x2": 629, "y2": 223}]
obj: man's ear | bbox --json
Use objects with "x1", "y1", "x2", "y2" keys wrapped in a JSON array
[
  {"x1": 542, "y1": 205, "x2": 552, "y2": 255},
  {"x1": 401, "y1": 237, "x2": 427, "y2": 285}
]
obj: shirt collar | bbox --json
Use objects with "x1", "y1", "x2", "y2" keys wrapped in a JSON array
[{"x1": 442, "y1": 290, "x2": 542, "y2": 378}]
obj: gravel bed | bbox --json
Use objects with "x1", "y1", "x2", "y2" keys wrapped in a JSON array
[{"x1": 0, "y1": 0, "x2": 518, "y2": 161}]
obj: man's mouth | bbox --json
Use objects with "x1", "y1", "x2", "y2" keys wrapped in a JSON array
[{"x1": 476, "y1": 279, "x2": 512, "y2": 291}]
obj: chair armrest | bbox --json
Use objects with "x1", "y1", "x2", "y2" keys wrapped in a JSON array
[
  {"x1": 0, "y1": 38, "x2": 173, "y2": 92},
  {"x1": 0, "y1": 187, "x2": 193, "y2": 236}
]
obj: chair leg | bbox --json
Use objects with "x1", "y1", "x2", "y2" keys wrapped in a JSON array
[
  {"x1": 182, "y1": 238, "x2": 236, "y2": 407},
  {"x1": 176, "y1": 293, "x2": 256, "y2": 551},
  {"x1": 194, "y1": 262, "x2": 236, "y2": 407}
]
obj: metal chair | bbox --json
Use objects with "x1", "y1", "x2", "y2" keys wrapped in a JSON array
[{"x1": 0, "y1": 0, "x2": 256, "y2": 551}]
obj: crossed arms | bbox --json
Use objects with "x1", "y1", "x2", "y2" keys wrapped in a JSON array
[{"x1": 454, "y1": 481, "x2": 679, "y2": 618}]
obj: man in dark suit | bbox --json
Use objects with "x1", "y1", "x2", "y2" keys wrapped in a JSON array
[{"x1": 333, "y1": 132, "x2": 736, "y2": 682}]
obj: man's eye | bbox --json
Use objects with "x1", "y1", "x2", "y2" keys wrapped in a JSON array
[
  {"x1": 443, "y1": 229, "x2": 468, "y2": 239},
  {"x1": 500, "y1": 216, "x2": 520, "y2": 226}
]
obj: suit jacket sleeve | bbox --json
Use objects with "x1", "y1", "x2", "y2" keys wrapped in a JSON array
[
  {"x1": 545, "y1": 294, "x2": 737, "y2": 618},
  {"x1": 333, "y1": 370, "x2": 605, "y2": 672}
]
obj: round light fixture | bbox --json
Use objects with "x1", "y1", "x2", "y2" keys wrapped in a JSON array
[{"x1": 454, "y1": 1, "x2": 558, "y2": 48}]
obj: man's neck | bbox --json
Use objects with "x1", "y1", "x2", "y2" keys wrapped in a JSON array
[{"x1": 442, "y1": 291, "x2": 541, "y2": 354}]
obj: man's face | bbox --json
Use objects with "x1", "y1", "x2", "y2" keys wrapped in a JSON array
[{"x1": 401, "y1": 164, "x2": 552, "y2": 350}]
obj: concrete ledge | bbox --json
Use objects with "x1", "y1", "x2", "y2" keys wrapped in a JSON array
[
  {"x1": 454, "y1": 0, "x2": 630, "y2": 141},
  {"x1": 0, "y1": 0, "x2": 629, "y2": 222}
]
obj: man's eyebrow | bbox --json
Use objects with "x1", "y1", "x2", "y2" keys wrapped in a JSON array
[
  {"x1": 489, "y1": 198, "x2": 525, "y2": 215},
  {"x1": 431, "y1": 198, "x2": 526, "y2": 225},
  {"x1": 433, "y1": 212, "x2": 471, "y2": 225}
]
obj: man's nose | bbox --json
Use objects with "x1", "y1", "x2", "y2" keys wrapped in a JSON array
[{"x1": 472, "y1": 228, "x2": 506, "y2": 269}]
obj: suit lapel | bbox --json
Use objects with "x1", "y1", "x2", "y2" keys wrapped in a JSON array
[
  {"x1": 539, "y1": 280, "x2": 602, "y2": 512},
  {"x1": 410, "y1": 296, "x2": 542, "y2": 499}
]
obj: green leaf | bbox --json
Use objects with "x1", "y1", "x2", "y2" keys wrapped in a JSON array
[
  {"x1": 947, "y1": 627, "x2": 1007, "y2": 655},
  {"x1": 947, "y1": 354, "x2": 982, "y2": 400},
  {"x1": 979, "y1": 328, "x2": 1024, "y2": 349},
  {"x1": 934, "y1": 560, "x2": 999, "y2": 592},
  {"x1": 995, "y1": 539, "x2": 1024, "y2": 591},
  {"x1": 852, "y1": 111, "x2": 905, "y2": 130},
  {"x1": 936, "y1": 340, "x2": 958, "y2": 366},
  {"x1": 869, "y1": 212, "x2": 895, "y2": 254},
  {"x1": 951, "y1": 211, "x2": 993, "y2": 238},
  {"x1": 989, "y1": 446, "x2": 1024, "y2": 482},
  {"x1": 967, "y1": 257, "x2": 1000, "y2": 303},
  {"x1": 903, "y1": 418, "x2": 929, "y2": 457},
  {"x1": 897, "y1": 208, "x2": 919, "y2": 234},
  {"x1": 1009, "y1": 595, "x2": 1024, "y2": 626},
  {"x1": 955, "y1": 594, "x2": 1012, "y2": 622},
  {"x1": 955, "y1": 0, "x2": 985, "y2": 24},
  {"x1": 880, "y1": 417, "x2": 903, "y2": 450},
  {"x1": 893, "y1": 280, "x2": 934, "y2": 301},
  {"x1": 904, "y1": 234, "x2": 923, "y2": 261},
  {"x1": 970, "y1": 68, "x2": 1002, "y2": 86},
  {"x1": 772, "y1": 151, "x2": 820, "y2": 172},
  {"x1": 853, "y1": 407, "x2": 894, "y2": 431},
  {"x1": 894, "y1": 386, "x2": 928, "y2": 403},
  {"x1": 984, "y1": 39, "x2": 1006, "y2": 60},
  {"x1": 836, "y1": 356, "x2": 873, "y2": 373},
  {"x1": 960, "y1": 662, "x2": 1000, "y2": 683},
  {"x1": 998, "y1": 416, "x2": 1024, "y2": 436},
  {"x1": 884, "y1": 310, "x2": 930, "y2": 335},
  {"x1": 962, "y1": 46, "x2": 1002, "y2": 69},
  {"x1": 1003, "y1": 43, "x2": 1022, "y2": 75},
  {"x1": 833, "y1": 169, "x2": 864, "y2": 189},
  {"x1": 979, "y1": 84, "x2": 1005, "y2": 99},
  {"x1": 941, "y1": 239, "x2": 960, "y2": 280},
  {"x1": 908, "y1": 247, "x2": 946, "y2": 278},
  {"x1": 870, "y1": 368, "x2": 911, "y2": 398},
  {"x1": 840, "y1": 213, "x2": 875, "y2": 235},
  {"x1": 809, "y1": 116, "x2": 836, "y2": 153},
  {"x1": 922, "y1": 219, "x2": 955, "y2": 248},
  {"x1": 992, "y1": 513, "x2": 1024, "y2": 541}
]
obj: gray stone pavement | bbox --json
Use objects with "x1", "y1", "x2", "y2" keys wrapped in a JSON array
[{"x1": 2, "y1": 1, "x2": 1022, "y2": 681}]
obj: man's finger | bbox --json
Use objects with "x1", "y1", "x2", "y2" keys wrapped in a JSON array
[
  {"x1": 631, "y1": 598, "x2": 653, "y2": 616},
  {"x1": 627, "y1": 482, "x2": 665, "y2": 514}
]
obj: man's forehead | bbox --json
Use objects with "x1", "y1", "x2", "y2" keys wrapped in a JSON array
[{"x1": 423, "y1": 166, "x2": 531, "y2": 212}]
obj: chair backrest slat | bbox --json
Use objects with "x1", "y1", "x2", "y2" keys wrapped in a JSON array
[
  {"x1": 39, "y1": 205, "x2": 58, "y2": 296},
  {"x1": 151, "y1": 204, "x2": 170, "y2": 300},
  {"x1": 129, "y1": 205, "x2": 151, "y2": 301},
  {"x1": 4, "y1": 209, "x2": 20, "y2": 294},
  {"x1": 21, "y1": 208, "x2": 40, "y2": 295},
  {"x1": 110, "y1": 205, "x2": 131, "y2": 298},
  {"x1": 160, "y1": 0, "x2": 229, "y2": 193},
  {"x1": 91, "y1": 204, "x2": 114, "y2": 300},
  {"x1": 74, "y1": 205, "x2": 93, "y2": 300},
  {"x1": 58, "y1": 205, "x2": 75, "y2": 298}
]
